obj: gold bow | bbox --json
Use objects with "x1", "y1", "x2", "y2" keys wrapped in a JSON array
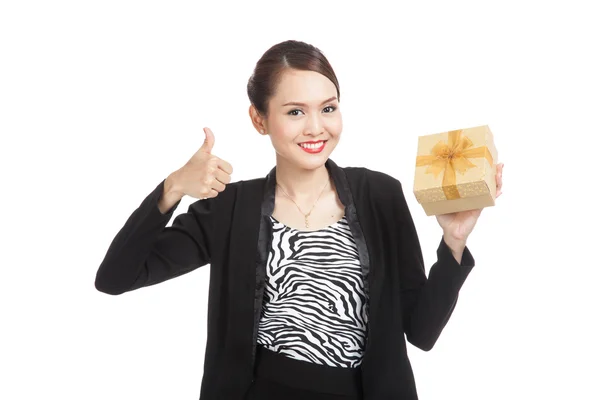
[{"x1": 416, "y1": 129, "x2": 493, "y2": 200}]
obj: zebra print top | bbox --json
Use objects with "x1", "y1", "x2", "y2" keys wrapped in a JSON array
[{"x1": 256, "y1": 215, "x2": 368, "y2": 368}]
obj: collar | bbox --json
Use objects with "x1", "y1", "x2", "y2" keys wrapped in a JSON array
[{"x1": 261, "y1": 158, "x2": 354, "y2": 217}]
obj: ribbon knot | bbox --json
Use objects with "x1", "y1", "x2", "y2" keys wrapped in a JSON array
[{"x1": 416, "y1": 129, "x2": 493, "y2": 200}]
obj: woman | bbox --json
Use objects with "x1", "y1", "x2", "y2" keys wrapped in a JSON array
[{"x1": 95, "y1": 40, "x2": 504, "y2": 400}]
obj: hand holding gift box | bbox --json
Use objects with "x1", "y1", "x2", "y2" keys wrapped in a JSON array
[{"x1": 412, "y1": 125, "x2": 504, "y2": 260}]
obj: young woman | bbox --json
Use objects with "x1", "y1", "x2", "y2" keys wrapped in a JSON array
[{"x1": 95, "y1": 40, "x2": 504, "y2": 400}]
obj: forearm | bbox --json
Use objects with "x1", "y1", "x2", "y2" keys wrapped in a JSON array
[
  {"x1": 95, "y1": 179, "x2": 180, "y2": 294},
  {"x1": 403, "y1": 238, "x2": 474, "y2": 350}
]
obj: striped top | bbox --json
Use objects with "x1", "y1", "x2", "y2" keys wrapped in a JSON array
[{"x1": 256, "y1": 215, "x2": 368, "y2": 368}]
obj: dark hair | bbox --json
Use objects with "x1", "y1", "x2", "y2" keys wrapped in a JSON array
[{"x1": 247, "y1": 40, "x2": 340, "y2": 116}]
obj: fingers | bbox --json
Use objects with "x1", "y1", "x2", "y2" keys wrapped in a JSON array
[
  {"x1": 200, "y1": 174, "x2": 225, "y2": 197},
  {"x1": 195, "y1": 127, "x2": 232, "y2": 198},
  {"x1": 204, "y1": 168, "x2": 227, "y2": 193},
  {"x1": 199, "y1": 127, "x2": 232, "y2": 173},
  {"x1": 211, "y1": 178, "x2": 226, "y2": 193},
  {"x1": 495, "y1": 163, "x2": 504, "y2": 198},
  {"x1": 204, "y1": 189, "x2": 219, "y2": 199},
  {"x1": 217, "y1": 158, "x2": 233, "y2": 175},
  {"x1": 200, "y1": 127, "x2": 215, "y2": 154},
  {"x1": 214, "y1": 168, "x2": 232, "y2": 185}
]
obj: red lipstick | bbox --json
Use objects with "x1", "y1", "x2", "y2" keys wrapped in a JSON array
[{"x1": 298, "y1": 140, "x2": 326, "y2": 154}]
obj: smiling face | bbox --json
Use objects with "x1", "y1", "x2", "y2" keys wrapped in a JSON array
[{"x1": 251, "y1": 68, "x2": 342, "y2": 171}]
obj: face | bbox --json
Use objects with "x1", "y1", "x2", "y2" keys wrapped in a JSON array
[{"x1": 251, "y1": 69, "x2": 342, "y2": 171}]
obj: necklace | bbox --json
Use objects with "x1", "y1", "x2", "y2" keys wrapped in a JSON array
[{"x1": 277, "y1": 178, "x2": 330, "y2": 229}]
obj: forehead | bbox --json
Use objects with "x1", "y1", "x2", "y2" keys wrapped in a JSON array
[{"x1": 272, "y1": 69, "x2": 337, "y2": 103}]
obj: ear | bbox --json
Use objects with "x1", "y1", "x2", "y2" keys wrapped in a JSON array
[{"x1": 249, "y1": 104, "x2": 268, "y2": 135}]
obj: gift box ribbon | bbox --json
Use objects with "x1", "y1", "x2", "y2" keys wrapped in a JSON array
[{"x1": 416, "y1": 129, "x2": 494, "y2": 200}]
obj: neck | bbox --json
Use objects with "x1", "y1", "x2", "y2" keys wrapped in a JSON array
[{"x1": 275, "y1": 157, "x2": 331, "y2": 199}]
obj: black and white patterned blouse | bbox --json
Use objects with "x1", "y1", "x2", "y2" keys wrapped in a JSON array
[{"x1": 256, "y1": 215, "x2": 368, "y2": 368}]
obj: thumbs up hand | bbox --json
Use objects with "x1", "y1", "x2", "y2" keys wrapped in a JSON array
[{"x1": 171, "y1": 127, "x2": 234, "y2": 200}]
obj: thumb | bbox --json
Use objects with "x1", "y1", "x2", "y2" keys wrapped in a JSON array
[{"x1": 200, "y1": 127, "x2": 215, "y2": 153}]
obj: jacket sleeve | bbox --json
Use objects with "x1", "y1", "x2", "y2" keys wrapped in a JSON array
[
  {"x1": 392, "y1": 179, "x2": 475, "y2": 351},
  {"x1": 94, "y1": 178, "x2": 214, "y2": 295}
]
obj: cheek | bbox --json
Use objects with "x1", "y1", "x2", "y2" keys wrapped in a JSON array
[
  {"x1": 326, "y1": 115, "x2": 343, "y2": 137},
  {"x1": 271, "y1": 116, "x2": 300, "y2": 138}
]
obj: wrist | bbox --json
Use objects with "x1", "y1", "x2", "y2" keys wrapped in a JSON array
[
  {"x1": 165, "y1": 171, "x2": 184, "y2": 198},
  {"x1": 443, "y1": 233, "x2": 466, "y2": 262},
  {"x1": 157, "y1": 172, "x2": 184, "y2": 214}
]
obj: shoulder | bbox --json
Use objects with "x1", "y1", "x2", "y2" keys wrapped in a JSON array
[
  {"x1": 342, "y1": 166, "x2": 403, "y2": 195},
  {"x1": 341, "y1": 166, "x2": 413, "y2": 223},
  {"x1": 190, "y1": 176, "x2": 266, "y2": 211},
  {"x1": 222, "y1": 176, "x2": 266, "y2": 194},
  {"x1": 215, "y1": 177, "x2": 265, "y2": 207}
]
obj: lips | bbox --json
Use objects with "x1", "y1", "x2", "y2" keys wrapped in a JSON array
[{"x1": 298, "y1": 140, "x2": 327, "y2": 154}]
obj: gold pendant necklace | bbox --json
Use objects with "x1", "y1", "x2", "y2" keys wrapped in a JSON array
[{"x1": 277, "y1": 178, "x2": 329, "y2": 229}]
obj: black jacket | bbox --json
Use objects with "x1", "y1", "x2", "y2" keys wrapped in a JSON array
[{"x1": 95, "y1": 159, "x2": 475, "y2": 399}]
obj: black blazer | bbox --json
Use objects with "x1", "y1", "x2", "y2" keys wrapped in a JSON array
[{"x1": 95, "y1": 159, "x2": 475, "y2": 399}]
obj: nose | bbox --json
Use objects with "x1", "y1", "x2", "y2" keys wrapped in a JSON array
[{"x1": 304, "y1": 112, "x2": 324, "y2": 136}]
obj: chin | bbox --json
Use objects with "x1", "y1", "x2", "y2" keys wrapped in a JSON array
[
  {"x1": 297, "y1": 158, "x2": 328, "y2": 171},
  {"x1": 297, "y1": 149, "x2": 336, "y2": 170}
]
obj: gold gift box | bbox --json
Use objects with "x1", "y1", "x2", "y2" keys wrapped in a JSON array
[{"x1": 413, "y1": 125, "x2": 498, "y2": 216}]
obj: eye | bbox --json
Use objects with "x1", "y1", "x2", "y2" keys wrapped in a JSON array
[
  {"x1": 287, "y1": 109, "x2": 304, "y2": 116},
  {"x1": 323, "y1": 105, "x2": 337, "y2": 113}
]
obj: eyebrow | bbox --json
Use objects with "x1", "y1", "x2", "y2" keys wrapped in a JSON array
[{"x1": 282, "y1": 96, "x2": 338, "y2": 107}]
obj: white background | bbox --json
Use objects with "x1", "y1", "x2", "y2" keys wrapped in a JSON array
[{"x1": 1, "y1": 0, "x2": 598, "y2": 399}]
